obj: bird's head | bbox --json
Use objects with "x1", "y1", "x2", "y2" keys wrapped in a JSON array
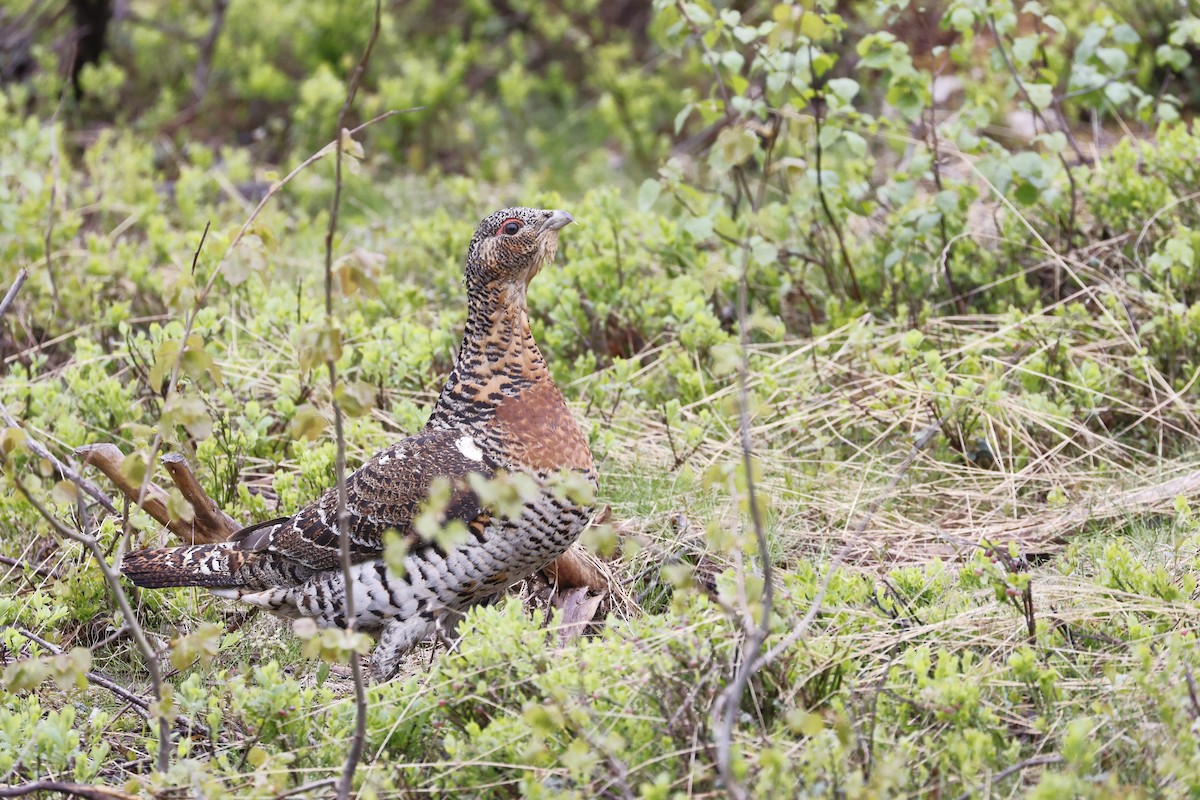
[{"x1": 464, "y1": 207, "x2": 574, "y2": 293}]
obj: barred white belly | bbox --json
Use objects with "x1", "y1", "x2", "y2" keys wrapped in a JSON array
[{"x1": 229, "y1": 494, "x2": 590, "y2": 678}]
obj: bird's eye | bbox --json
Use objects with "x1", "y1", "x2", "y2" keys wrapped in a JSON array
[{"x1": 497, "y1": 218, "x2": 523, "y2": 236}]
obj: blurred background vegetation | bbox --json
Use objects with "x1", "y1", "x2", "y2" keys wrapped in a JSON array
[{"x1": 4, "y1": 0, "x2": 1200, "y2": 797}]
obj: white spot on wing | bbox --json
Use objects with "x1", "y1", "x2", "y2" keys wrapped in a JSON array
[{"x1": 455, "y1": 435, "x2": 484, "y2": 462}]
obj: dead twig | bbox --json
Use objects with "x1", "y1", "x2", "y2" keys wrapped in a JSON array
[
  {"x1": 160, "y1": 452, "x2": 241, "y2": 538},
  {"x1": 75, "y1": 444, "x2": 234, "y2": 545},
  {"x1": 711, "y1": 245, "x2": 773, "y2": 800},
  {"x1": 12, "y1": 483, "x2": 172, "y2": 772},
  {"x1": 950, "y1": 754, "x2": 1064, "y2": 800},
  {"x1": 0, "y1": 781, "x2": 139, "y2": 800},
  {"x1": 0, "y1": 553, "x2": 60, "y2": 580},
  {"x1": 270, "y1": 779, "x2": 338, "y2": 800},
  {"x1": 191, "y1": 0, "x2": 229, "y2": 104},
  {"x1": 0, "y1": 269, "x2": 28, "y2": 320},
  {"x1": 1, "y1": 411, "x2": 117, "y2": 516},
  {"x1": 10, "y1": 627, "x2": 150, "y2": 718}
]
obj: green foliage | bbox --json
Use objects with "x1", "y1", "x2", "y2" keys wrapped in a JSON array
[{"x1": 4, "y1": 0, "x2": 1200, "y2": 796}]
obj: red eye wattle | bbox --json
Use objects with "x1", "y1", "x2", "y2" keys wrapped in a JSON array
[{"x1": 497, "y1": 218, "x2": 523, "y2": 236}]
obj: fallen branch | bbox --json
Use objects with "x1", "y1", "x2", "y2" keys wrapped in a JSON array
[
  {"x1": 942, "y1": 467, "x2": 1200, "y2": 551},
  {"x1": 0, "y1": 781, "x2": 138, "y2": 800},
  {"x1": 74, "y1": 444, "x2": 233, "y2": 545},
  {"x1": 161, "y1": 452, "x2": 241, "y2": 538},
  {"x1": 75, "y1": 444, "x2": 171, "y2": 527},
  {"x1": 0, "y1": 268, "x2": 28, "y2": 319}
]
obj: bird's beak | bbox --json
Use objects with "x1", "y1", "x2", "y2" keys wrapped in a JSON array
[{"x1": 541, "y1": 209, "x2": 574, "y2": 232}]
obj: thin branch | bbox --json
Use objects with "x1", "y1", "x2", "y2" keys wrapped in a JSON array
[
  {"x1": 927, "y1": 72, "x2": 967, "y2": 314},
  {"x1": 711, "y1": 247, "x2": 773, "y2": 800},
  {"x1": 43, "y1": 47, "x2": 73, "y2": 313},
  {"x1": 12, "y1": 483, "x2": 172, "y2": 772},
  {"x1": 950, "y1": 754, "x2": 1063, "y2": 800},
  {"x1": 190, "y1": 0, "x2": 229, "y2": 104},
  {"x1": 1, "y1": 410, "x2": 118, "y2": 516},
  {"x1": 10, "y1": 626, "x2": 151, "y2": 717},
  {"x1": 126, "y1": 105, "x2": 417, "y2": 563},
  {"x1": 0, "y1": 781, "x2": 139, "y2": 800},
  {"x1": 326, "y1": 3, "x2": 383, "y2": 798},
  {"x1": 0, "y1": 269, "x2": 28, "y2": 319},
  {"x1": 986, "y1": 14, "x2": 1079, "y2": 236},
  {"x1": 271, "y1": 779, "x2": 338, "y2": 800},
  {"x1": 0, "y1": 553, "x2": 60, "y2": 580},
  {"x1": 128, "y1": 222, "x2": 210, "y2": 548},
  {"x1": 808, "y1": 46, "x2": 861, "y2": 302}
]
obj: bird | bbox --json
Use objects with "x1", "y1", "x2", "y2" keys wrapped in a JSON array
[{"x1": 120, "y1": 207, "x2": 596, "y2": 680}]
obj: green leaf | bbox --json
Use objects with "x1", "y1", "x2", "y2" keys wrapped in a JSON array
[
  {"x1": 296, "y1": 323, "x2": 343, "y2": 372},
  {"x1": 825, "y1": 77, "x2": 859, "y2": 104},
  {"x1": 637, "y1": 179, "x2": 662, "y2": 213},
  {"x1": 162, "y1": 393, "x2": 212, "y2": 440},
  {"x1": 167, "y1": 488, "x2": 195, "y2": 524},
  {"x1": 713, "y1": 126, "x2": 759, "y2": 169},
  {"x1": 289, "y1": 404, "x2": 328, "y2": 442},
  {"x1": 799, "y1": 12, "x2": 825, "y2": 39},
  {"x1": 382, "y1": 529, "x2": 409, "y2": 575},
  {"x1": 581, "y1": 523, "x2": 618, "y2": 558},
  {"x1": 1024, "y1": 83, "x2": 1054, "y2": 110},
  {"x1": 334, "y1": 381, "x2": 376, "y2": 417}
]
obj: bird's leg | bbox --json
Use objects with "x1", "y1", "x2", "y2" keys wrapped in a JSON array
[
  {"x1": 433, "y1": 607, "x2": 467, "y2": 653},
  {"x1": 368, "y1": 617, "x2": 435, "y2": 682}
]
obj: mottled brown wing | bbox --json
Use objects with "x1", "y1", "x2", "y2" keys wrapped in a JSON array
[{"x1": 232, "y1": 428, "x2": 493, "y2": 572}]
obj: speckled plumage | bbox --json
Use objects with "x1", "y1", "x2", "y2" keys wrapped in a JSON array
[{"x1": 121, "y1": 207, "x2": 595, "y2": 679}]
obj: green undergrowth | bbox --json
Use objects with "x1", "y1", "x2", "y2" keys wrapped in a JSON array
[
  {"x1": 4, "y1": 516, "x2": 1200, "y2": 797},
  {"x1": 4, "y1": 0, "x2": 1200, "y2": 796}
]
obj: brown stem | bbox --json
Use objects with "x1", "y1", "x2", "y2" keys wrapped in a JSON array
[
  {"x1": 0, "y1": 781, "x2": 138, "y2": 800},
  {"x1": 14, "y1": 485, "x2": 172, "y2": 773},
  {"x1": 325, "y1": 3, "x2": 383, "y2": 798}
]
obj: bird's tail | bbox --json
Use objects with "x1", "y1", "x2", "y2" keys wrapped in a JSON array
[{"x1": 120, "y1": 543, "x2": 247, "y2": 589}]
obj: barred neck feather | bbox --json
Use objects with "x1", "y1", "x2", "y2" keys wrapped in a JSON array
[{"x1": 426, "y1": 281, "x2": 553, "y2": 432}]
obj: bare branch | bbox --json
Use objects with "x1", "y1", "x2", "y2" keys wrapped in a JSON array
[
  {"x1": 160, "y1": 452, "x2": 242, "y2": 539},
  {"x1": 1, "y1": 411, "x2": 118, "y2": 516},
  {"x1": 324, "y1": 3, "x2": 385, "y2": 797},
  {"x1": 0, "y1": 780, "x2": 139, "y2": 800},
  {"x1": 191, "y1": 0, "x2": 229, "y2": 104},
  {"x1": 0, "y1": 268, "x2": 27, "y2": 319},
  {"x1": 950, "y1": 754, "x2": 1063, "y2": 800},
  {"x1": 13, "y1": 483, "x2": 172, "y2": 772},
  {"x1": 711, "y1": 246, "x2": 773, "y2": 800},
  {"x1": 271, "y1": 779, "x2": 338, "y2": 800},
  {"x1": 10, "y1": 627, "x2": 151, "y2": 718}
]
